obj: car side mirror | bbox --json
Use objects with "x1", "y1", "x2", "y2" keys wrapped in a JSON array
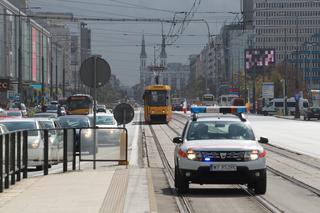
[
  {"x1": 258, "y1": 137, "x2": 269, "y2": 144},
  {"x1": 173, "y1": 137, "x2": 183, "y2": 144}
]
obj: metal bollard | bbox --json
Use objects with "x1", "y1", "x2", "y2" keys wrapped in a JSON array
[
  {"x1": 72, "y1": 129, "x2": 76, "y2": 171},
  {"x1": 63, "y1": 129, "x2": 68, "y2": 172},
  {"x1": 0, "y1": 135, "x2": 3, "y2": 192},
  {"x1": 118, "y1": 129, "x2": 128, "y2": 165},
  {"x1": 17, "y1": 132, "x2": 21, "y2": 181},
  {"x1": 4, "y1": 134, "x2": 9, "y2": 189},
  {"x1": 10, "y1": 133, "x2": 16, "y2": 185},
  {"x1": 43, "y1": 130, "x2": 49, "y2": 176},
  {"x1": 22, "y1": 131, "x2": 28, "y2": 179}
]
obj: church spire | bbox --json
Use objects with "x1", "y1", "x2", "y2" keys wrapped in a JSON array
[{"x1": 140, "y1": 34, "x2": 147, "y2": 58}]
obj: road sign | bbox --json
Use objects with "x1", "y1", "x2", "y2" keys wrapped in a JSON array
[
  {"x1": 0, "y1": 79, "x2": 10, "y2": 92},
  {"x1": 113, "y1": 103, "x2": 134, "y2": 125},
  {"x1": 262, "y1": 82, "x2": 274, "y2": 99},
  {"x1": 79, "y1": 57, "x2": 111, "y2": 88}
]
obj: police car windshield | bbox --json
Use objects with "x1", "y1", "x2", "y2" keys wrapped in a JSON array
[{"x1": 187, "y1": 121, "x2": 255, "y2": 141}]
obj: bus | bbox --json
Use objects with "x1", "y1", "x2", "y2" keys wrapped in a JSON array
[
  {"x1": 66, "y1": 94, "x2": 94, "y2": 115},
  {"x1": 143, "y1": 85, "x2": 172, "y2": 124},
  {"x1": 202, "y1": 94, "x2": 215, "y2": 106}
]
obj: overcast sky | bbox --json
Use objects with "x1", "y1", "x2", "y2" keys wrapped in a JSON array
[{"x1": 29, "y1": 0, "x2": 240, "y2": 86}]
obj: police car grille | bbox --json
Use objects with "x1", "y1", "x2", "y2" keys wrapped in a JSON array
[{"x1": 201, "y1": 151, "x2": 245, "y2": 161}]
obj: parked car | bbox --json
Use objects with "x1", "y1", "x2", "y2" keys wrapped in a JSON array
[
  {"x1": 8, "y1": 102, "x2": 27, "y2": 116},
  {"x1": 57, "y1": 115, "x2": 97, "y2": 154},
  {"x1": 35, "y1": 117, "x2": 64, "y2": 162},
  {"x1": 0, "y1": 118, "x2": 53, "y2": 169},
  {"x1": 96, "y1": 105, "x2": 107, "y2": 113},
  {"x1": 303, "y1": 107, "x2": 320, "y2": 120},
  {"x1": 0, "y1": 124, "x2": 9, "y2": 134},
  {"x1": 34, "y1": 112, "x2": 58, "y2": 118},
  {"x1": 4, "y1": 110, "x2": 23, "y2": 119},
  {"x1": 88, "y1": 113, "x2": 120, "y2": 146}
]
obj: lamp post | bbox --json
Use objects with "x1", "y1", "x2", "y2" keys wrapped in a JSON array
[
  {"x1": 17, "y1": 7, "x2": 41, "y2": 101},
  {"x1": 294, "y1": 15, "x2": 300, "y2": 119},
  {"x1": 281, "y1": 79, "x2": 286, "y2": 116}
]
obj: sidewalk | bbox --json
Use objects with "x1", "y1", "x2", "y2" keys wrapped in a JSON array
[{"x1": 0, "y1": 165, "x2": 155, "y2": 213}]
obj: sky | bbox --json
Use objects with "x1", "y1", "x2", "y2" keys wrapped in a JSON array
[{"x1": 29, "y1": 0, "x2": 240, "y2": 86}]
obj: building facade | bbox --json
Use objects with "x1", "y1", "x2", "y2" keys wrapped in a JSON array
[
  {"x1": 0, "y1": 0, "x2": 51, "y2": 107},
  {"x1": 254, "y1": 0, "x2": 320, "y2": 89}
]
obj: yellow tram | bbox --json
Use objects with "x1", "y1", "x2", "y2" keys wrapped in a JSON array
[{"x1": 143, "y1": 85, "x2": 172, "y2": 124}]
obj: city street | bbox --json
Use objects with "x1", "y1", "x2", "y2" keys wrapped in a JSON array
[{"x1": 0, "y1": 0, "x2": 320, "y2": 212}]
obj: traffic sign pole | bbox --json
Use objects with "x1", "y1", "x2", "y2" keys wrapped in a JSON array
[{"x1": 93, "y1": 56, "x2": 97, "y2": 170}]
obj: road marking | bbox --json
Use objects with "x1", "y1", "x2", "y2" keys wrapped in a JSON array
[
  {"x1": 129, "y1": 111, "x2": 141, "y2": 167},
  {"x1": 147, "y1": 168, "x2": 158, "y2": 213}
]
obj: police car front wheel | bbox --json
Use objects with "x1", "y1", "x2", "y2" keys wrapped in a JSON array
[
  {"x1": 248, "y1": 171, "x2": 267, "y2": 195},
  {"x1": 175, "y1": 166, "x2": 189, "y2": 194}
]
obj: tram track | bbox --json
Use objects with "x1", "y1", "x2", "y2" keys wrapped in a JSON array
[
  {"x1": 172, "y1": 112, "x2": 320, "y2": 197},
  {"x1": 148, "y1": 124, "x2": 194, "y2": 213}
]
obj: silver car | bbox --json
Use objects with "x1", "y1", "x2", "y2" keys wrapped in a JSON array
[
  {"x1": 0, "y1": 118, "x2": 51, "y2": 169},
  {"x1": 173, "y1": 107, "x2": 268, "y2": 194}
]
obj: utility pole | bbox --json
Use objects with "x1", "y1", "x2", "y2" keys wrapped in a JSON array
[
  {"x1": 55, "y1": 44, "x2": 58, "y2": 99},
  {"x1": 50, "y1": 40, "x2": 53, "y2": 98},
  {"x1": 41, "y1": 30, "x2": 45, "y2": 106},
  {"x1": 294, "y1": 15, "x2": 300, "y2": 119},
  {"x1": 284, "y1": 27, "x2": 288, "y2": 115},
  {"x1": 62, "y1": 48, "x2": 65, "y2": 97},
  {"x1": 18, "y1": 10, "x2": 22, "y2": 100}
]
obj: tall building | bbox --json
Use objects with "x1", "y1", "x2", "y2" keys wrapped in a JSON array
[
  {"x1": 0, "y1": 1, "x2": 51, "y2": 106},
  {"x1": 254, "y1": 0, "x2": 320, "y2": 89},
  {"x1": 80, "y1": 22, "x2": 91, "y2": 63},
  {"x1": 242, "y1": 0, "x2": 254, "y2": 29}
]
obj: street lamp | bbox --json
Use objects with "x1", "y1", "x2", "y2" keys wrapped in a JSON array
[
  {"x1": 17, "y1": 7, "x2": 41, "y2": 100},
  {"x1": 280, "y1": 79, "x2": 286, "y2": 116}
]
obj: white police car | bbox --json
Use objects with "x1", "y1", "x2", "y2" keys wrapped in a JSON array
[{"x1": 173, "y1": 106, "x2": 268, "y2": 194}]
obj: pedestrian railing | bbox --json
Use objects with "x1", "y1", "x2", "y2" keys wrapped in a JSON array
[
  {"x1": 0, "y1": 126, "x2": 128, "y2": 193},
  {"x1": 0, "y1": 128, "x2": 76, "y2": 193}
]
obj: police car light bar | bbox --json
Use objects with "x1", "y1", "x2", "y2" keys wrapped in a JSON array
[{"x1": 190, "y1": 106, "x2": 247, "y2": 114}]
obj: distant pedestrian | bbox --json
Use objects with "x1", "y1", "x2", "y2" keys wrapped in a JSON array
[
  {"x1": 41, "y1": 104, "x2": 47, "y2": 112},
  {"x1": 57, "y1": 105, "x2": 62, "y2": 116}
]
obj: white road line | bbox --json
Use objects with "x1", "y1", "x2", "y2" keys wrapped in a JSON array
[{"x1": 129, "y1": 111, "x2": 141, "y2": 167}]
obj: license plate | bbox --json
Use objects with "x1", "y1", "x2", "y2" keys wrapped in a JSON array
[{"x1": 211, "y1": 164, "x2": 237, "y2": 171}]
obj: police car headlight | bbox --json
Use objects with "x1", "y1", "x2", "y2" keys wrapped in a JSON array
[
  {"x1": 244, "y1": 150, "x2": 266, "y2": 161},
  {"x1": 186, "y1": 149, "x2": 201, "y2": 161}
]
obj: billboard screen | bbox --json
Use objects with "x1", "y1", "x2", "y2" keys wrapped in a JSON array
[{"x1": 245, "y1": 49, "x2": 275, "y2": 70}]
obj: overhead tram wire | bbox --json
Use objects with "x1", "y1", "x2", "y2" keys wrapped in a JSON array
[{"x1": 33, "y1": 0, "x2": 177, "y2": 13}]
